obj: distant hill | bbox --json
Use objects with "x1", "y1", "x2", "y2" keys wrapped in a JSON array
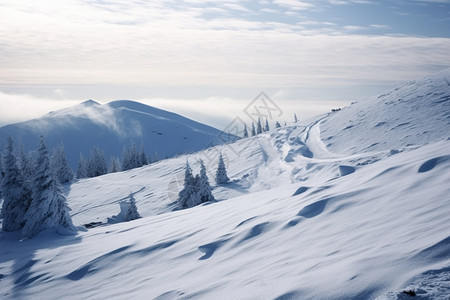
[{"x1": 0, "y1": 100, "x2": 236, "y2": 169}]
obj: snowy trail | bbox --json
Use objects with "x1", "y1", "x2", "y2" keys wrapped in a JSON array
[{"x1": 304, "y1": 117, "x2": 344, "y2": 159}]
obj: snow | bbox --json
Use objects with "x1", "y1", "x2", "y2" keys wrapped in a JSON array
[
  {"x1": 1, "y1": 69, "x2": 450, "y2": 299},
  {"x1": 0, "y1": 100, "x2": 235, "y2": 169}
]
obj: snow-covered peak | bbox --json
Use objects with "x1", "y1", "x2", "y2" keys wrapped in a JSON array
[{"x1": 0, "y1": 100, "x2": 233, "y2": 169}]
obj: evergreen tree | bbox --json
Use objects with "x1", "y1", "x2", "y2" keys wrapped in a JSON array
[
  {"x1": 264, "y1": 119, "x2": 270, "y2": 132},
  {"x1": 198, "y1": 160, "x2": 215, "y2": 203},
  {"x1": 51, "y1": 143, "x2": 74, "y2": 184},
  {"x1": 215, "y1": 153, "x2": 229, "y2": 185},
  {"x1": 86, "y1": 147, "x2": 107, "y2": 177},
  {"x1": 251, "y1": 122, "x2": 256, "y2": 136},
  {"x1": 257, "y1": 117, "x2": 263, "y2": 134},
  {"x1": 129, "y1": 142, "x2": 139, "y2": 168},
  {"x1": 187, "y1": 175, "x2": 201, "y2": 208},
  {"x1": 22, "y1": 136, "x2": 75, "y2": 238},
  {"x1": 243, "y1": 124, "x2": 249, "y2": 138},
  {"x1": 121, "y1": 146, "x2": 130, "y2": 171},
  {"x1": 125, "y1": 193, "x2": 140, "y2": 221},
  {"x1": 76, "y1": 153, "x2": 87, "y2": 179},
  {"x1": 140, "y1": 144, "x2": 147, "y2": 166},
  {"x1": 1, "y1": 137, "x2": 32, "y2": 232},
  {"x1": 109, "y1": 156, "x2": 121, "y2": 173},
  {"x1": 121, "y1": 143, "x2": 141, "y2": 171},
  {"x1": 16, "y1": 140, "x2": 35, "y2": 191},
  {"x1": 275, "y1": 121, "x2": 281, "y2": 128},
  {"x1": 294, "y1": 113, "x2": 298, "y2": 123},
  {"x1": 178, "y1": 160, "x2": 199, "y2": 209}
]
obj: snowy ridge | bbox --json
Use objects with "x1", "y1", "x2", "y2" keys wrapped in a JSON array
[
  {"x1": 0, "y1": 100, "x2": 235, "y2": 169},
  {"x1": 1, "y1": 69, "x2": 450, "y2": 299}
]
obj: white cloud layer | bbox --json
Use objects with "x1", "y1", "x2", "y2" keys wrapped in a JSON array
[{"x1": 0, "y1": 0, "x2": 449, "y2": 127}]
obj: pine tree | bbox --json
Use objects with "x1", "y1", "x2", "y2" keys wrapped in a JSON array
[
  {"x1": 125, "y1": 193, "x2": 140, "y2": 221},
  {"x1": 243, "y1": 124, "x2": 249, "y2": 138},
  {"x1": 1, "y1": 137, "x2": 32, "y2": 232},
  {"x1": 257, "y1": 117, "x2": 263, "y2": 134},
  {"x1": 251, "y1": 122, "x2": 256, "y2": 136},
  {"x1": 86, "y1": 147, "x2": 107, "y2": 177},
  {"x1": 17, "y1": 140, "x2": 35, "y2": 191},
  {"x1": 215, "y1": 153, "x2": 229, "y2": 185},
  {"x1": 76, "y1": 153, "x2": 87, "y2": 179},
  {"x1": 121, "y1": 146, "x2": 130, "y2": 171},
  {"x1": 22, "y1": 136, "x2": 76, "y2": 238},
  {"x1": 178, "y1": 160, "x2": 198, "y2": 209},
  {"x1": 294, "y1": 113, "x2": 298, "y2": 123},
  {"x1": 121, "y1": 143, "x2": 141, "y2": 171},
  {"x1": 275, "y1": 121, "x2": 281, "y2": 128},
  {"x1": 51, "y1": 143, "x2": 74, "y2": 184},
  {"x1": 129, "y1": 142, "x2": 139, "y2": 168},
  {"x1": 264, "y1": 119, "x2": 270, "y2": 132},
  {"x1": 186, "y1": 175, "x2": 201, "y2": 208},
  {"x1": 140, "y1": 144, "x2": 147, "y2": 166},
  {"x1": 198, "y1": 160, "x2": 215, "y2": 203},
  {"x1": 109, "y1": 156, "x2": 120, "y2": 173}
]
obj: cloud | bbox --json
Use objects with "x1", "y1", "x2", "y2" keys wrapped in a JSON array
[
  {"x1": 0, "y1": 92, "x2": 81, "y2": 126},
  {"x1": 0, "y1": 0, "x2": 449, "y2": 118},
  {"x1": 273, "y1": 0, "x2": 314, "y2": 10}
]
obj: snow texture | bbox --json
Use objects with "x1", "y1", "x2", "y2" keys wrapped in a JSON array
[{"x1": 0, "y1": 69, "x2": 449, "y2": 299}]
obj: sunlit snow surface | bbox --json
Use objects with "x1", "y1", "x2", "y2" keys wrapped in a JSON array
[{"x1": 1, "y1": 69, "x2": 450, "y2": 299}]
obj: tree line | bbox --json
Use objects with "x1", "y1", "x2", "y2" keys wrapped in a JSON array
[{"x1": 242, "y1": 113, "x2": 298, "y2": 138}]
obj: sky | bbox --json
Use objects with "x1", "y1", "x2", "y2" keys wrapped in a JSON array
[{"x1": 0, "y1": 0, "x2": 449, "y2": 129}]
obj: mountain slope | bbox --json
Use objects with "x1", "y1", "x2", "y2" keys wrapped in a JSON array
[
  {"x1": 320, "y1": 68, "x2": 450, "y2": 155},
  {"x1": 0, "y1": 100, "x2": 234, "y2": 169},
  {"x1": 0, "y1": 69, "x2": 449, "y2": 299}
]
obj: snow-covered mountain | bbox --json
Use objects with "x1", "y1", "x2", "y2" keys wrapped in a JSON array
[
  {"x1": 0, "y1": 100, "x2": 235, "y2": 169},
  {"x1": 1, "y1": 69, "x2": 449, "y2": 299}
]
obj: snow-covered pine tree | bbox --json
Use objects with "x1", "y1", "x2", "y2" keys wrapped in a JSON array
[
  {"x1": 198, "y1": 160, "x2": 215, "y2": 203},
  {"x1": 257, "y1": 117, "x2": 263, "y2": 134},
  {"x1": 215, "y1": 153, "x2": 229, "y2": 185},
  {"x1": 251, "y1": 122, "x2": 256, "y2": 136},
  {"x1": 16, "y1": 140, "x2": 35, "y2": 191},
  {"x1": 294, "y1": 113, "x2": 298, "y2": 123},
  {"x1": 275, "y1": 121, "x2": 281, "y2": 128},
  {"x1": 186, "y1": 174, "x2": 201, "y2": 208},
  {"x1": 1, "y1": 136, "x2": 32, "y2": 232},
  {"x1": 125, "y1": 193, "x2": 140, "y2": 221},
  {"x1": 140, "y1": 144, "x2": 147, "y2": 166},
  {"x1": 76, "y1": 153, "x2": 87, "y2": 179},
  {"x1": 243, "y1": 124, "x2": 249, "y2": 138},
  {"x1": 109, "y1": 156, "x2": 121, "y2": 173},
  {"x1": 264, "y1": 119, "x2": 270, "y2": 132},
  {"x1": 22, "y1": 136, "x2": 76, "y2": 238},
  {"x1": 51, "y1": 143, "x2": 74, "y2": 184},
  {"x1": 178, "y1": 160, "x2": 198, "y2": 209},
  {"x1": 129, "y1": 142, "x2": 139, "y2": 168},
  {"x1": 121, "y1": 146, "x2": 130, "y2": 171},
  {"x1": 86, "y1": 147, "x2": 107, "y2": 177}
]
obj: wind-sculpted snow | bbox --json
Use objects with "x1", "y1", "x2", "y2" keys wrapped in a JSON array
[
  {"x1": 320, "y1": 68, "x2": 450, "y2": 155},
  {"x1": 1, "y1": 70, "x2": 450, "y2": 299}
]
